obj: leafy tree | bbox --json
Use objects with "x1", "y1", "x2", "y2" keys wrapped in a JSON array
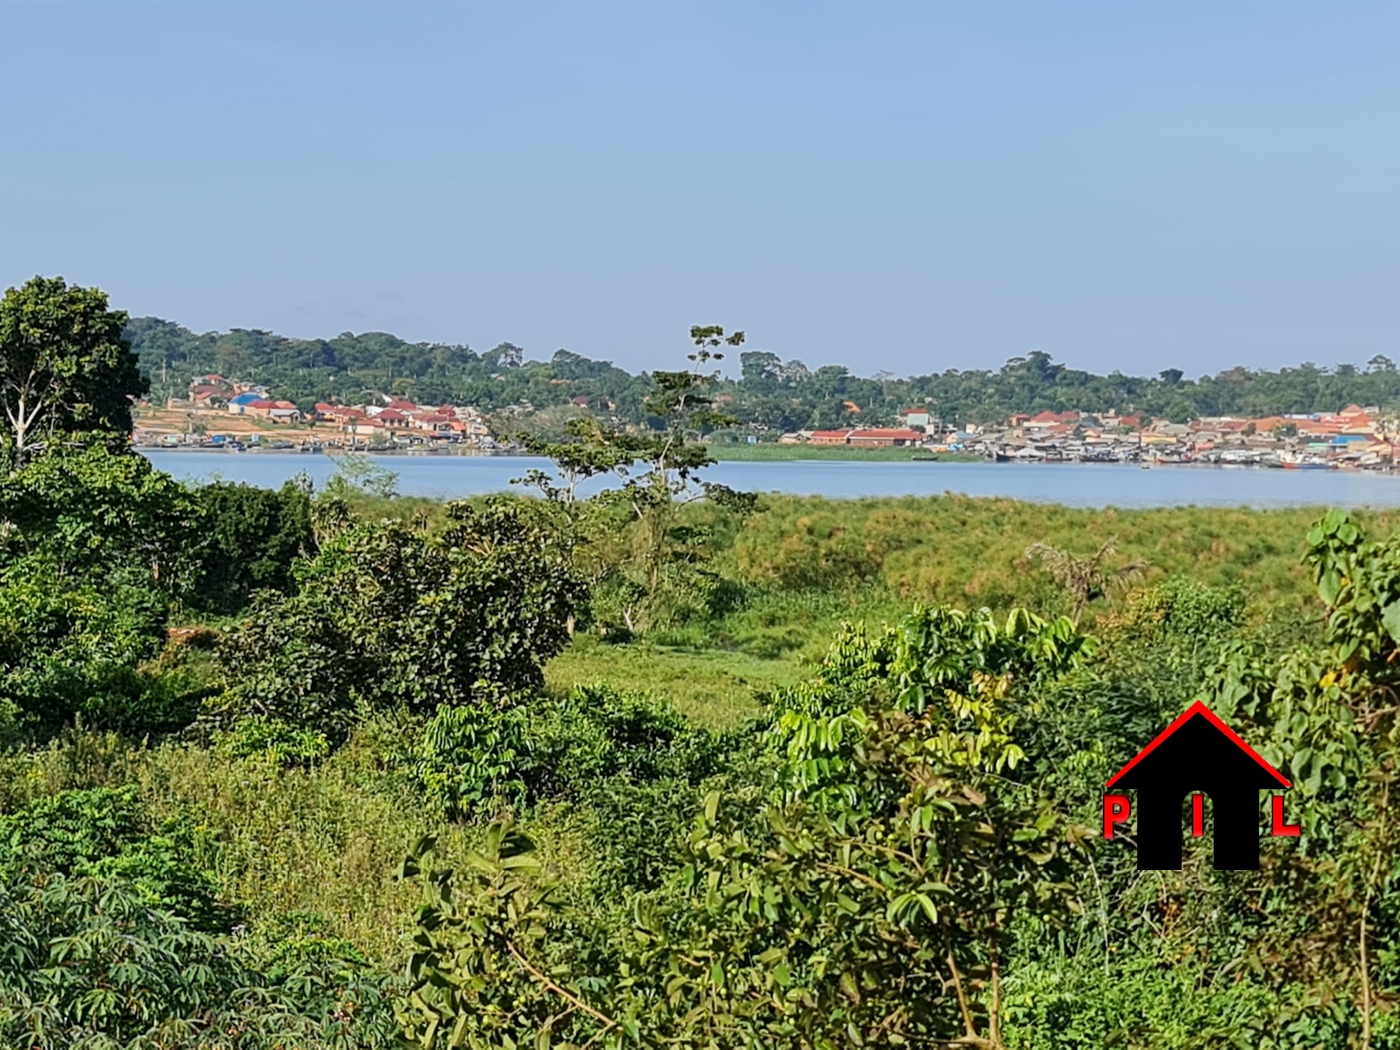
[
  {"x1": 517, "y1": 326, "x2": 751, "y2": 633},
  {"x1": 1200, "y1": 510, "x2": 1400, "y2": 1044},
  {"x1": 0, "y1": 444, "x2": 200, "y2": 590},
  {"x1": 0, "y1": 277, "x2": 145, "y2": 468},
  {"x1": 0, "y1": 447, "x2": 205, "y2": 732},
  {"x1": 322, "y1": 453, "x2": 400, "y2": 500},
  {"x1": 191, "y1": 478, "x2": 315, "y2": 613},
  {"x1": 0, "y1": 447, "x2": 208, "y2": 731},
  {"x1": 219, "y1": 499, "x2": 582, "y2": 740}
]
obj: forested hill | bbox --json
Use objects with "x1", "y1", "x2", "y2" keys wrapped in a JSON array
[
  {"x1": 128, "y1": 316, "x2": 1400, "y2": 429},
  {"x1": 126, "y1": 317, "x2": 654, "y2": 421}
]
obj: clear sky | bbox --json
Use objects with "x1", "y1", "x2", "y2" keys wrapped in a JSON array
[{"x1": 2, "y1": 2, "x2": 1397, "y2": 378}]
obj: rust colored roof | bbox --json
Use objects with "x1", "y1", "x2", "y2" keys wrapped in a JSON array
[{"x1": 848, "y1": 428, "x2": 924, "y2": 440}]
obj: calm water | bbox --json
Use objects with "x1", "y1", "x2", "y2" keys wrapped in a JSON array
[{"x1": 139, "y1": 450, "x2": 1400, "y2": 509}]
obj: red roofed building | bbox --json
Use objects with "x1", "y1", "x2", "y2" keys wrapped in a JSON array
[
  {"x1": 847, "y1": 428, "x2": 924, "y2": 447},
  {"x1": 323, "y1": 406, "x2": 366, "y2": 424},
  {"x1": 1028, "y1": 410, "x2": 1080, "y2": 426},
  {"x1": 1297, "y1": 419, "x2": 1345, "y2": 437},
  {"x1": 345, "y1": 417, "x2": 387, "y2": 437},
  {"x1": 190, "y1": 385, "x2": 226, "y2": 405},
  {"x1": 410, "y1": 413, "x2": 455, "y2": 433}
]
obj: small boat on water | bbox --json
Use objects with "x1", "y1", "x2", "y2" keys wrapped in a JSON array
[{"x1": 911, "y1": 454, "x2": 939, "y2": 462}]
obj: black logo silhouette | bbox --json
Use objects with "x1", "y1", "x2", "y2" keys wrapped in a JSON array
[{"x1": 1103, "y1": 701, "x2": 1298, "y2": 870}]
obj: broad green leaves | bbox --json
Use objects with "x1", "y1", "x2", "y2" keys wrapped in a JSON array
[{"x1": 0, "y1": 276, "x2": 145, "y2": 468}]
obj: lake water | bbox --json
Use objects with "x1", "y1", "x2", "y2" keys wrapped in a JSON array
[{"x1": 139, "y1": 450, "x2": 1400, "y2": 509}]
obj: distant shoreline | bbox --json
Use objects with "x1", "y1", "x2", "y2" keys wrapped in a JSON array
[
  {"x1": 137, "y1": 443, "x2": 985, "y2": 463},
  {"x1": 137, "y1": 445, "x2": 1399, "y2": 475}
]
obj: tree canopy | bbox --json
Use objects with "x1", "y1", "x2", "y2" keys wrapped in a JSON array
[
  {"x1": 130, "y1": 316, "x2": 1400, "y2": 431},
  {"x1": 1, "y1": 277, "x2": 145, "y2": 466}
]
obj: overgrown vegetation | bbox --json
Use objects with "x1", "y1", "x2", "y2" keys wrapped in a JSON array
[{"x1": 7, "y1": 278, "x2": 1400, "y2": 1047}]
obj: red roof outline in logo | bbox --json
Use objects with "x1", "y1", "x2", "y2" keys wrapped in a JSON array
[{"x1": 1105, "y1": 700, "x2": 1291, "y2": 789}]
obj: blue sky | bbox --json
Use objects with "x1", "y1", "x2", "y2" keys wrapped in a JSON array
[{"x1": 1, "y1": 2, "x2": 1396, "y2": 377}]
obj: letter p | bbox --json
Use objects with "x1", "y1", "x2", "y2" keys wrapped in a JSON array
[{"x1": 1103, "y1": 794, "x2": 1131, "y2": 839}]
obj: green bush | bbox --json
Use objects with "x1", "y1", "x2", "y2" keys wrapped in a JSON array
[
  {"x1": 404, "y1": 685, "x2": 733, "y2": 819},
  {"x1": 524, "y1": 684, "x2": 731, "y2": 799},
  {"x1": 213, "y1": 715, "x2": 331, "y2": 769},
  {"x1": 402, "y1": 701, "x2": 530, "y2": 818},
  {"x1": 0, "y1": 445, "x2": 200, "y2": 590},
  {"x1": 0, "y1": 786, "x2": 232, "y2": 933},
  {"x1": 1001, "y1": 957, "x2": 1370, "y2": 1050},
  {"x1": 0, "y1": 869, "x2": 399, "y2": 1048},
  {"x1": 191, "y1": 478, "x2": 315, "y2": 613},
  {"x1": 219, "y1": 498, "x2": 583, "y2": 741},
  {"x1": 0, "y1": 566, "x2": 170, "y2": 730}
]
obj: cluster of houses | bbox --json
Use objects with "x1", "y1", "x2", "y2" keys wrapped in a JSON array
[
  {"x1": 778, "y1": 405, "x2": 1399, "y2": 469},
  {"x1": 159, "y1": 375, "x2": 494, "y2": 448},
  {"x1": 311, "y1": 400, "x2": 491, "y2": 443},
  {"x1": 228, "y1": 392, "x2": 302, "y2": 423},
  {"x1": 165, "y1": 377, "x2": 1399, "y2": 469}
]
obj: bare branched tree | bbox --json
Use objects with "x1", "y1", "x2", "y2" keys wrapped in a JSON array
[{"x1": 1025, "y1": 537, "x2": 1146, "y2": 623}]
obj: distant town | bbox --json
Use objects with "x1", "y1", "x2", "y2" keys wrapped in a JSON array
[
  {"x1": 790, "y1": 404, "x2": 1394, "y2": 469},
  {"x1": 132, "y1": 371, "x2": 1397, "y2": 471},
  {"x1": 135, "y1": 373, "x2": 501, "y2": 454}
]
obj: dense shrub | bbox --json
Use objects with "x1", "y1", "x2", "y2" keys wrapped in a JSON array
[
  {"x1": 0, "y1": 567, "x2": 169, "y2": 729},
  {"x1": 0, "y1": 786, "x2": 231, "y2": 933},
  {"x1": 0, "y1": 445, "x2": 200, "y2": 589},
  {"x1": 219, "y1": 498, "x2": 583, "y2": 739},
  {"x1": 405, "y1": 684, "x2": 733, "y2": 818},
  {"x1": 213, "y1": 715, "x2": 331, "y2": 769},
  {"x1": 0, "y1": 447, "x2": 210, "y2": 734},
  {"x1": 191, "y1": 479, "x2": 315, "y2": 613},
  {"x1": 525, "y1": 684, "x2": 731, "y2": 798},
  {"x1": 0, "y1": 870, "x2": 399, "y2": 1049},
  {"x1": 405, "y1": 702, "x2": 529, "y2": 817}
]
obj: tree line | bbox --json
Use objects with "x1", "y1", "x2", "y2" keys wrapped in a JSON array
[{"x1": 128, "y1": 307, "x2": 1400, "y2": 432}]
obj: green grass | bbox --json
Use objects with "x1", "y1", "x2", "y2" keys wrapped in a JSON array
[
  {"x1": 706, "y1": 443, "x2": 981, "y2": 462},
  {"x1": 0, "y1": 723, "x2": 600, "y2": 967},
  {"x1": 545, "y1": 635, "x2": 804, "y2": 728},
  {"x1": 723, "y1": 494, "x2": 1394, "y2": 619}
]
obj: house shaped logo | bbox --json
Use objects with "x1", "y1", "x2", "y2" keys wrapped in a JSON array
[{"x1": 1103, "y1": 701, "x2": 1299, "y2": 870}]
